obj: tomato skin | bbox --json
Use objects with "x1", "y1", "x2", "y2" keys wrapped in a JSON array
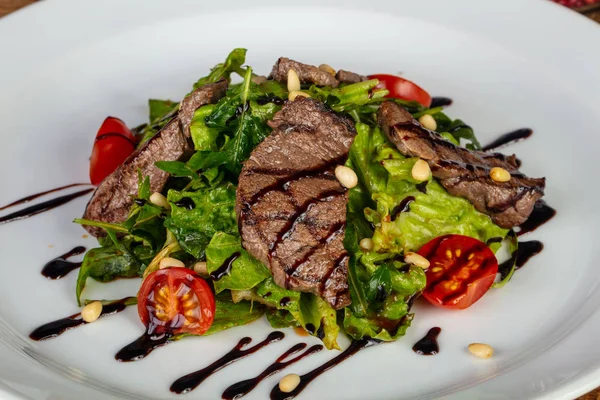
[
  {"x1": 417, "y1": 235, "x2": 498, "y2": 310},
  {"x1": 368, "y1": 74, "x2": 432, "y2": 108},
  {"x1": 138, "y1": 268, "x2": 215, "y2": 336},
  {"x1": 89, "y1": 117, "x2": 136, "y2": 185},
  {"x1": 96, "y1": 116, "x2": 135, "y2": 141}
]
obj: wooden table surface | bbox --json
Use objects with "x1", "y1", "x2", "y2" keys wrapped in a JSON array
[{"x1": 1, "y1": 0, "x2": 599, "y2": 399}]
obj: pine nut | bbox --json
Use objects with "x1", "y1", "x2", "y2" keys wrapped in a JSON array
[
  {"x1": 279, "y1": 373, "x2": 301, "y2": 393},
  {"x1": 411, "y1": 159, "x2": 431, "y2": 182},
  {"x1": 490, "y1": 167, "x2": 511, "y2": 183},
  {"x1": 318, "y1": 64, "x2": 336, "y2": 76},
  {"x1": 81, "y1": 301, "x2": 102, "y2": 323},
  {"x1": 359, "y1": 238, "x2": 374, "y2": 252},
  {"x1": 468, "y1": 343, "x2": 494, "y2": 359},
  {"x1": 159, "y1": 257, "x2": 185, "y2": 270},
  {"x1": 251, "y1": 75, "x2": 267, "y2": 85},
  {"x1": 404, "y1": 252, "x2": 430, "y2": 269},
  {"x1": 287, "y1": 69, "x2": 301, "y2": 92},
  {"x1": 288, "y1": 91, "x2": 311, "y2": 101},
  {"x1": 419, "y1": 114, "x2": 437, "y2": 131},
  {"x1": 149, "y1": 192, "x2": 170, "y2": 209},
  {"x1": 335, "y1": 165, "x2": 358, "y2": 189},
  {"x1": 193, "y1": 261, "x2": 208, "y2": 276}
]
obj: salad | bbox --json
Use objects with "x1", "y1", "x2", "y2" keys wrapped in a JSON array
[{"x1": 71, "y1": 48, "x2": 546, "y2": 356}]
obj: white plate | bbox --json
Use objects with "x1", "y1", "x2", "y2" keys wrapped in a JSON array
[{"x1": 1, "y1": 0, "x2": 599, "y2": 399}]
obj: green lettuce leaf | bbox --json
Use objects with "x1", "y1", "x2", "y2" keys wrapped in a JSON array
[
  {"x1": 231, "y1": 278, "x2": 340, "y2": 350},
  {"x1": 205, "y1": 232, "x2": 271, "y2": 293},
  {"x1": 164, "y1": 184, "x2": 237, "y2": 259},
  {"x1": 204, "y1": 292, "x2": 265, "y2": 336}
]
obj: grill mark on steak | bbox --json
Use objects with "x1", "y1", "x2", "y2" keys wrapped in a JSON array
[
  {"x1": 237, "y1": 97, "x2": 356, "y2": 309},
  {"x1": 82, "y1": 80, "x2": 227, "y2": 236},
  {"x1": 377, "y1": 101, "x2": 545, "y2": 228}
]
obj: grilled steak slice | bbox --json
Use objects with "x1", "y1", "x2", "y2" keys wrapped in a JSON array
[
  {"x1": 336, "y1": 69, "x2": 367, "y2": 84},
  {"x1": 237, "y1": 97, "x2": 356, "y2": 309},
  {"x1": 377, "y1": 101, "x2": 545, "y2": 228},
  {"x1": 270, "y1": 57, "x2": 339, "y2": 88},
  {"x1": 82, "y1": 80, "x2": 227, "y2": 236}
]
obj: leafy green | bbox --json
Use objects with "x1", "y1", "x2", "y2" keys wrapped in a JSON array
[
  {"x1": 190, "y1": 104, "x2": 220, "y2": 151},
  {"x1": 149, "y1": 99, "x2": 177, "y2": 123},
  {"x1": 204, "y1": 293, "x2": 265, "y2": 336},
  {"x1": 137, "y1": 99, "x2": 179, "y2": 145},
  {"x1": 349, "y1": 123, "x2": 507, "y2": 253},
  {"x1": 493, "y1": 230, "x2": 519, "y2": 288},
  {"x1": 193, "y1": 48, "x2": 247, "y2": 89},
  {"x1": 76, "y1": 231, "x2": 153, "y2": 305},
  {"x1": 155, "y1": 160, "x2": 199, "y2": 180},
  {"x1": 188, "y1": 67, "x2": 272, "y2": 177},
  {"x1": 205, "y1": 232, "x2": 271, "y2": 293},
  {"x1": 433, "y1": 112, "x2": 481, "y2": 150},
  {"x1": 232, "y1": 278, "x2": 340, "y2": 350},
  {"x1": 343, "y1": 265, "x2": 425, "y2": 341},
  {"x1": 164, "y1": 183, "x2": 237, "y2": 259}
]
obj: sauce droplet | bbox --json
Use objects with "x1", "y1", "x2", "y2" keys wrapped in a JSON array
[{"x1": 412, "y1": 327, "x2": 441, "y2": 355}]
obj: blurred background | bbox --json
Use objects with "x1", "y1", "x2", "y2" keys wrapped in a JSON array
[{"x1": 1, "y1": 0, "x2": 600, "y2": 20}]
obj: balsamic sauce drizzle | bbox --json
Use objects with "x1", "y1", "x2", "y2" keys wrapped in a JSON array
[
  {"x1": 390, "y1": 196, "x2": 415, "y2": 221},
  {"x1": 174, "y1": 197, "x2": 195, "y2": 210},
  {"x1": 115, "y1": 332, "x2": 173, "y2": 362},
  {"x1": 269, "y1": 338, "x2": 380, "y2": 400},
  {"x1": 0, "y1": 188, "x2": 93, "y2": 225},
  {"x1": 516, "y1": 201, "x2": 556, "y2": 236},
  {"x1": 209, "y1": 252, "x2": 241, "y2": 281},
  {"x1": 41, "y1": 246, "x2": 86, "y2": 279},
  {"x1": 29, "y1": 297, "x2": 134, "y2": 341},
  {"x1": 498, "y1": 240, "x2": 544, "y2": 277},
  {"x1": 482, "y1": 128, "x2": 533, "y2": 152},
  {"x1": 429, "y1": 97, "x2": 453, "y2": 108},
  {"x1": 412, "y1": 327, "x2": 441, "y2": 355},
  {"x1": 222, "y1": 343, "x2": 323, "y2": 400},
  {"x1": 0, "y1": 183, "x2": 89, "y2": 211},
  {"x1": 170, "y1": 331, "x2": 284, "y2": 394}
]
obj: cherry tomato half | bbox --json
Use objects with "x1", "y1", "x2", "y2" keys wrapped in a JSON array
[
  {"x1": 89, "y1": 117, "x2": 136, "y2": 185},
  {"x1": 368, "y1": 74, "x2": 432, "y2": 108},
  {"x1": 138, "y1": 267, "x2": 216, "y2": 336},
  {"x1": 417, "y1": 235, "x2": 498, "y2": 310}
]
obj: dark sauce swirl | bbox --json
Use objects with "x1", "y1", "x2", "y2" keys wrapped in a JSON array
[
  {"x1": 222, "y1": 343, "x2": 323, "y2": 400},
  {"x1": 269, "y1": 338, "x2": 380, "y2": 400},
  {"x1": 0, "y1": 188, "x2": 93, "y2": 225},
  {"x1": 170, "y1": 331, "x2": 284, "y2": 394},
  {"x1": 29, "y1": 297, "x2": 134, "y2": 341},
  {"x1": 41, "y1": 246, "x2": 86, "y2": 279}
]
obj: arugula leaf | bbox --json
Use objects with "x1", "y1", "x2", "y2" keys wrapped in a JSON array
[
  {"x1": 366, "y1": 264, "x2": 393, "y2": 304},
  {"x1": 435, "y1": 113, "x2": 481, "y2": 150},
  {"x1": 76, "y1": 232, "x2": 152, "y2": 305},
  {"x1": 155, "y1": 161, "x2": 199, "y2": 180},
  {"x1": 193, "y1": 48, "x2": 247, "y2": 89},
  {"x1": 205, "y1": 232, "x2": 270, "y2": 293},
  {"x1": 164, "y1": 184, "x2": 237, "y2": 259}
]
